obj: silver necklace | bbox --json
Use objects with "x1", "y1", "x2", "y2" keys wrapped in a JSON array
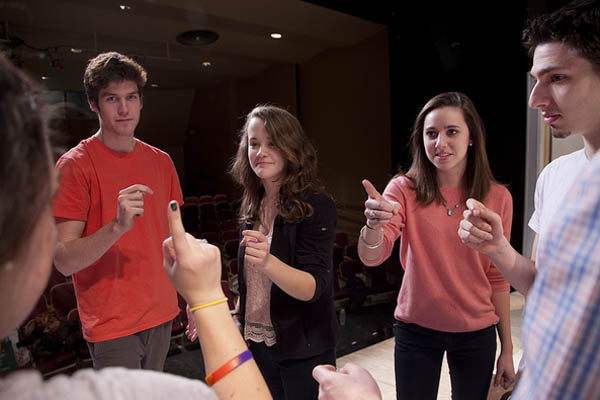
[{"x1": 442, "y1": 201, "x2": 460, "y2": 216}]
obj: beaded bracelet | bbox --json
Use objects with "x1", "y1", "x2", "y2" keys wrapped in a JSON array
[
  {"x1": 359, "y1": 225, "x2": 383, "y2": 249},
  {"x1": 205, "y1": 349, "x2": 253, "y2": 386},
  {"x1": 189, "y1": 297, "x2": 228, "y2": 313}
]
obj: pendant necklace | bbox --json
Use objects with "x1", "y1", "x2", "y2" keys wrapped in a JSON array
[{"x1": 442, "y1": 200, "x2": 461, "y2": 216}]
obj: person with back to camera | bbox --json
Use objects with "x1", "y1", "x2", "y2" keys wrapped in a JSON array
[
  {"x1": 358, "y1": 92, "x2": 515, "y2": 399},
  {"x1": 188, "y1": 105, "x2": 338, "y2": 400},
  {"x1": 0, "y1": 53, "x2": 271, "y2": 399}
]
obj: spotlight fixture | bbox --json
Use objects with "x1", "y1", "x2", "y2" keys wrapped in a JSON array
[
  {"x1": 151, "y1": 83, "x2": 159, "y2": 88},
  {"x1": 70, "y1": 48, "x2": 82, "y2": 53},
  {"x1": 176, "y1": 30, "x2": 219, "y2": 46},
  {"x1": 270, "y1": 33, "x2": 282, "y2": 39},
  {"x1": 119, "y1": 4, "x2": 131, "y2": 11},
  {"x1": 202, "y1": 61, "x2": 211, "y2": 67},
  {"x1": 41, "y1": 76, "x2": 49, "y2": 80}
]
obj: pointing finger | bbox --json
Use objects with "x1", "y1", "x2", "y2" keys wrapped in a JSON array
[
  {"x1": 167, "y1": 201, "x2": 188, "y2": 256},
  {"x1": 362, "y1": 179, "x2": 384, "y2": 200}
]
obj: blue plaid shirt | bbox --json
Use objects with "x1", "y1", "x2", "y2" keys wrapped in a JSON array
[{"x1": 514, "y1": 153, "x2": 600, "y2": 399}]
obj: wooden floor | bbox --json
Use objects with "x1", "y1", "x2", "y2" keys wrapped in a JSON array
[{"x1": 337, "y1": 292, "x2": 525, "y2": 400}]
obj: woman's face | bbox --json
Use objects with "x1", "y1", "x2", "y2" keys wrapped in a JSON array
[
  {"x1": 0, "y1": 172, "x2": 57, "y2": 337},
  {"x1": 422, "y1": 106, "x2": 471, "y2": 179},
  {"x1": 247, "y1": 117, "x2": 285, "y2": 184}
]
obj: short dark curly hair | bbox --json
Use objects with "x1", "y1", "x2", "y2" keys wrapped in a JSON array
[
  {"x1": 0, "y1": 54, "x2": 53, "y2": 266},
  {"x1": 83, "y1": 51, "x2": 147, "y2": 105},
  {"x1": 523, "y1": 0, "x2": 600, "y2": 72}
]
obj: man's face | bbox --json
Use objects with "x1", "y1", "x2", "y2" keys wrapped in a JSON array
[
  {"x1": 89, "y1": 80, "x2": 142, "y2": 139},
  {"x1": 529, "y1": 42, "x2": 600, "y2": 139}
]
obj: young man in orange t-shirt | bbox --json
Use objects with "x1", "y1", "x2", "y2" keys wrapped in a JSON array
[{"x1": 53, "y1": 52, "x2": 183, "y2": 370}]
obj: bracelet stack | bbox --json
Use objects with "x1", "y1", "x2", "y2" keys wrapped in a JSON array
[
  {"x1": 205, "y1": 349, "x2": 254, "y2": 386},
  {"x1": 359, "y1": 225, "x2": 383, "y2": 249}
]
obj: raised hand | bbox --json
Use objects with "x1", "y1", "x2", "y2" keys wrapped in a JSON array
[
  {"x1": 313, "y1": 363, "x2": 382, "y2": 400},
  {"x1": 362, "y1": 179, "x2": 401, "y2": 229},
  {"x1": 116, "y1": 184, "x2": 153, "y2": 232},
  {"x1": 162, "y1": 201, "x2": 224, "y2": 307}
]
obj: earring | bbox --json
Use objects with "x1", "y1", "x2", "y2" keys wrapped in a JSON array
[{"x1": 469, "y1": 143, "x2": 473, "y2": 147}]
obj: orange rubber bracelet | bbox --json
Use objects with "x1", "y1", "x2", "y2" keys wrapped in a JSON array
[{"x1": 205, "y1": 349, "x2": 253, "y2": 386}]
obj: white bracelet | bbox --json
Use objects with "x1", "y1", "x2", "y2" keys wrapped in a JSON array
[{"x1": 360, "y1": 226, "x2": 383, "y2": 249}]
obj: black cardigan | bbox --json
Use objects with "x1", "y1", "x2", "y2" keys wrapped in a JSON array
[{"x1": 238, "y1": 191, "x2": 339, "y2": 360}]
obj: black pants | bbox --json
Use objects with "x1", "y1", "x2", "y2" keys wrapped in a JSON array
[
  {"x1": 249, "y1": 341, "x2": 336, "y2": 400},
  {"x1": 394, "y1": 321, "x2": 496, "y2": 400}
]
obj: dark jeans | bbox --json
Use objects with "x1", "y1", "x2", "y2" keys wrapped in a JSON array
[
  {"x1": 87, "y1": 320, "x2": 173, "y2": 371},
  {"x1": 394, "y1": 321, "x2": 496, "y2": 400},
  {"x1": 249, "y1": 341, "x2": 336, "y2": 400}
]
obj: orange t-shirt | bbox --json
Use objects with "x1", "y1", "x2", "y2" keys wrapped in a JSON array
[
  {"x1": 53, "y1": 136, "x2": 183, "y2": 342},
  {"x1": 360, "y1": 176, "x2": 512, "y2": 333}
]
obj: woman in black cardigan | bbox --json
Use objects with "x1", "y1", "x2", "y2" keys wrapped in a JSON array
[{"x1": 229, "y1": 105, "x2": 338, "y2": 399}]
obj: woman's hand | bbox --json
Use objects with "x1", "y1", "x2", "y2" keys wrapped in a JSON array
[
  {"x1": 494, "y1": 351, "x2": 516, "y2": 389},
  {"x1": 185, "y1": 303, "x2": 198, "y2": 341},
  {"x1": 362, "y1": 179, "x2": 401, "y2": 230},
  {"x1": 162, "y1": 201, "x2": 224, "y2": 307},
  {"x1": 241, "y1": 230, "x2": 271, "y2": 271}
]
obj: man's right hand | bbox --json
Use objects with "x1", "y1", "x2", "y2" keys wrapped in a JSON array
[
  {"x1": 116, "y1": 184, "x2": 153, "y2": 233},
  {"x1": 457, "y1": 198, "x2": 504, "y2": 256}
]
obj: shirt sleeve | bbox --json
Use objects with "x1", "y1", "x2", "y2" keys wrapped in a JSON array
[
  {"x1": 5, "y1": 368, "x2": 218, "y2": 400},
  {"x1": 360, "y1": 177, "x2": 405, "y2": 266},
  {"x1": 528, "y1": 167, "x2": 547, "y2": 234},
  {"x1": 53, "y1": 154, "x2": 90, "y2": 221},
  {"x1": 486, "y1": 186, "x2": 512, "y2": 292},
  {"x1": 167, "y1": 156, "x2": 183, "y2": 205}
]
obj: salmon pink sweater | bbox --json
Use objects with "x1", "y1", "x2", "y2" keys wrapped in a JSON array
[{"x1": 360, "y1": 176, "x2": 512, "y2": 332}]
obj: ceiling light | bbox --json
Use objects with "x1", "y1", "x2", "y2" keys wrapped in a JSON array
[
  {"x1": 202, "y1": 61, "x2": 211, "y2": 67},
  {"x1": 176, "y1": 30, "x2": 219, "y2": 46},
  {"x1": 270, "y1": 33, "x2": 282, "y2": 39},
  {"x1": 41, "y1": 76, "x2": 49, "y2": 80},
  {"x1": 151, "y1": 83, "x2": 159, "y2": 88},
  {"x1": 70, "y1": 48, "x2": 82, "y2": 53},
  {"x1": 119, "y1": 5, "x2": 131, "y2": 11}
]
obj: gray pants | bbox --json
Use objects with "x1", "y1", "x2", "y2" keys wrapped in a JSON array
[{"x1": 87, "y1": 320, "x2": 173, "y2": 371}]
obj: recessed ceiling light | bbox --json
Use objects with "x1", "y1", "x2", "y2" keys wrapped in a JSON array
[
  {"x1": 41, "y1": 76, "x2": 49, "y2": 80},
  {"x1": 202, "y1": 61, "x2": 212, "y2": 67},
  {"x1": 270, "y1": 33, "x2": 282, "y2": 39},
  {"x1": 176, "y1": 30, "x2": 219, "y2": 46},
  {"x1": 119, "y1": 5, "x2": 131, "y2": 11},
  {"x1": 151, "y1": 83, "x2": 159, "y2": 88},
  {"x1": 70, "y1": 48, "x2": 82, "y2": 53}
]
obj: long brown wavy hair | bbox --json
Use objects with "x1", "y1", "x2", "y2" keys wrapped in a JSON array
[
  {"x1": 229, "y1": 105, "x2": 326, "y2": 225},
  {"x1": 402, "y1": 92, "x2": 498, "y2": 205}
]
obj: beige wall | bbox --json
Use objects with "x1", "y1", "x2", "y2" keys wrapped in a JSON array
[
  {"x1": 298, "y1": 29, "x2": 390, "y2": 235},
  {"x1": 182, "y1": 28, "x2": 390, "y2": 237},
  {"x1": 185, "y1": 63, "x2": 297, "y2": 197}
]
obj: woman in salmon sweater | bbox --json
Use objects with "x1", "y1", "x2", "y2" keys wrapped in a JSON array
[{"x1": 358, "y1": 92, "x2": 515, "y2": 400}]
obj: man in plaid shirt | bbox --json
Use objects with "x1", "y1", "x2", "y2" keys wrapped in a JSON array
[{"x1": 458, "y1": 0, "x2": 600, "y2": 397}]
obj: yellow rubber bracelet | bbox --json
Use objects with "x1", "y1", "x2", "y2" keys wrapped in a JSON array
[{"x1": 189, "y1": 297, "x2": 228, "y2": 313}]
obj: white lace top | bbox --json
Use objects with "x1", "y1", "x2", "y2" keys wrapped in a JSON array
[{"x1": 244, "y1": 229, "x2": 276, "y2": 346}]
